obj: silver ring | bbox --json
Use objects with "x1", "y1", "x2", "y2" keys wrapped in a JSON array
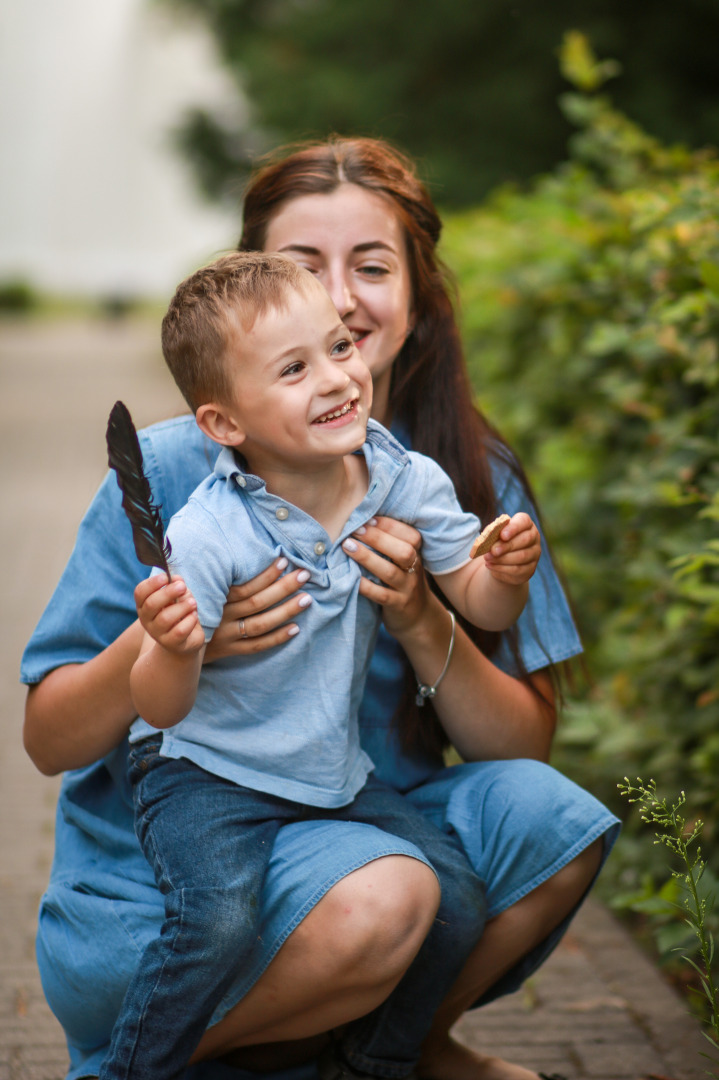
[
  {"x1": 406, "y1": 555, "x2": 418, "y2": 575},
  {"x1": 238, "y1": 618, "x2": 248, "y2": 639}
]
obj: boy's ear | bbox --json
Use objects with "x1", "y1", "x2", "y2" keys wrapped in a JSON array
[{"x1": 195, "y1": 403, "x2": 246, "y2": 448}]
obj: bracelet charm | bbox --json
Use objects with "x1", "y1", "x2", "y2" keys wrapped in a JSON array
[{"x1": 415, "y1": 612, "x2": 456, "y2": 707}]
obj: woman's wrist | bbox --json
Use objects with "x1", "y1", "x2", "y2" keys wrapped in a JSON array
[{"x1": 393, "y1": 591, "x2": 459, "y2": 693}]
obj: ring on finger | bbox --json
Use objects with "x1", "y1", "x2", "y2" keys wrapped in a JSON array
[
  {"x1": 406, "y1": 554, "x2": 418, "y2": 575},
  {"x1": 238, "y1": 618, "x2": 248, "y2": 639}
]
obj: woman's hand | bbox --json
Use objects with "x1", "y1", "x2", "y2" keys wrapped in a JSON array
[
  {"x1": 204, "y1": 558, "x2": 313, "y2": 661},
  {"x1": 342, "y1": 516, "x2": 431, "y2": 638}
]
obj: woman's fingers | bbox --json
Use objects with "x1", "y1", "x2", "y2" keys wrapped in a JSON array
[
  {"x1": 225, "y1": 565, "x2": 310, "y2": 618},
  {"x1": 344, "y1": 516, "x2": 421, "y2": 581},
  {"x1": 204, "y1": 564, "x2": 313, "y2": 662}
]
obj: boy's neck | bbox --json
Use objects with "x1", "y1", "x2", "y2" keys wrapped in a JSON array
[{"x1": 242, "y1": 450, "x2": 369, "y2": 542}]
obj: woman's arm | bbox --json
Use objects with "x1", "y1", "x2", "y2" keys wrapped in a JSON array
[
  {"x1": 24, "y1": 620, "x2": 145, "y2": 775},
  {"x1": 343, "y1": 517, "x2": 556, "y2": 764},
  {"x1": 393, "y1": 594, "x2": 556, "y2": 762}
]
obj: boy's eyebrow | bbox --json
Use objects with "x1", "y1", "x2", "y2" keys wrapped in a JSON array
[
  {"x1": 277, "y1": 241, "x2": 397, "y2": 256},
  {"x1": 268, "y1": 321, "x2": 349, "y2": 368}
]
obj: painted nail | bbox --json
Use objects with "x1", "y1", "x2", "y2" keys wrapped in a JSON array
[
  {"x1": 354, "y1": 525, "x2": 366, "y2": 535},
  {"x1": 298, "y1": 595, "x2": 313, "y2": 608},
  {"x1": 343, "y1": 539, "x2": 358, "y2": 552},
  {"x1": 368, "y1": 518, "x2": 378, "y2": 526},
  {"x1": 296, "y1": 569, "x2": 311, "y2": 583},
  {"x1": 276, "y1": 557, "x2": 289, "y2": 570},
  {"x1": 287, "y1": 625, "x2": 300, "y2": 636}
]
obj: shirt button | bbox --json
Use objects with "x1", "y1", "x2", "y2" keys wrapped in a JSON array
[
  {"x1": 275, "y1": 506, "x2": 289, "y2": 520},
  {"x1": 236, "y1": 475, "x2": 246, "y2": 487},
  {"x1": 314, "y1": 541, "x2": 326, "y2": 556}
]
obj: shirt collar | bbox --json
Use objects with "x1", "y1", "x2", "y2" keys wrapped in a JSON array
[{"x1": 213, "y1": 419, "x2": 409, "y2": 492}]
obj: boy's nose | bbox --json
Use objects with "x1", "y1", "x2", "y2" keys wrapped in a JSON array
[{"x1": 319, "y1": 357, "x2": 352, "y2": 393}]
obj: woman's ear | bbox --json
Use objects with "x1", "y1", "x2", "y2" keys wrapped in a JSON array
[{"x1": 195, "y1": 403, "x2": 245, "y2": 448}]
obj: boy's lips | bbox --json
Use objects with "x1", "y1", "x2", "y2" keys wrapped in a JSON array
[{"x1": 312, "y1": 395, "x2": 360, "y2": 425}]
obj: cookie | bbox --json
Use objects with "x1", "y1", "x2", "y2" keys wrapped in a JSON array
[{"x1": 470, "y1": 514, "x2": 510, "y2": 559}]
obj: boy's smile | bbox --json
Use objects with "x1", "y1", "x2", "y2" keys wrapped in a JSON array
[{"x1": 201, "y1": 277, "x2": 373, "y2": 486}]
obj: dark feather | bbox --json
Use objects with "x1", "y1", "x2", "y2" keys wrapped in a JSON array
[{"x1": 106, "y1": 401, "x2": 172, "y2": 578}]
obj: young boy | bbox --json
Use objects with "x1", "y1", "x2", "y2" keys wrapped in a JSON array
[{"x1": 101, "y1": 252, "x2": 541, "y2": 1080}]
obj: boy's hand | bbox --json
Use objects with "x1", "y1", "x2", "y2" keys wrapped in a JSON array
[
  {"x1": 134, "y1": 574, "x2": 205, "y2": 653},
  {"x1": 482, "y1": 512, "x2": 541, "y2": 586}
]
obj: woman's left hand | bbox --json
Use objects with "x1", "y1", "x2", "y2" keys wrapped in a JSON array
[{"x1": 342, "y1": 516, "x2": 430, "y2": 637}]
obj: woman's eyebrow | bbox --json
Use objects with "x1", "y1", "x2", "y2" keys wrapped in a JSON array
[
  {"x1": 277, "y1": 243, "x2": 320, "y2": 255},
  {"x1": 352, "y1": 241, "x2": 396, "y2": 254},
  {"x1": 276, "y1": 241, "x2": 397, "y2": 256}
]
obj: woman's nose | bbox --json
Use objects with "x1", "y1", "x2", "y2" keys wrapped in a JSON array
[{"x1": 325, "y1": 271, "x2": 355, "y2": 318}]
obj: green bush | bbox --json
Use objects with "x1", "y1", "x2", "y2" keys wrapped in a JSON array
[{"x1": 442, "y1": 33, "x2": 719, "y2": 879}]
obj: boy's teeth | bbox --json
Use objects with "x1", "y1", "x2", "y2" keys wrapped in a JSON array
[{"x1": 318, "y1": 400, "x2": 355, "y2": 423}]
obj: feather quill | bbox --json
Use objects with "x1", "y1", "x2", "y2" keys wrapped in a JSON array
[{"x1": 106, "y1": 400, "x2": 172, "y2": 579}]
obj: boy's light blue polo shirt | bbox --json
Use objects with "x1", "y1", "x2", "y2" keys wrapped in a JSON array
[{"x1": 131, "y1": 419, "x2": 480, "y2": 807}]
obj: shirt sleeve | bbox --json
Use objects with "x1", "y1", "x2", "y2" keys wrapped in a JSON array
[
  {"x1": 160, "y1": 499, "x2": 238, "y2": 641},
  {"x1": 20, "y1": 418, "x2": 217, "y2": 685},
  {"x1": 383, "y1": 453, "x2": 480, "y2": 575},
  {"x1": 490, "y1": 462, "x2": 583, "y2": 675}
]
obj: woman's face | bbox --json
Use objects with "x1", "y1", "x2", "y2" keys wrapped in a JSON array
[{"x1": 263, "y1": 183, "x2": 415, "y2": 425}]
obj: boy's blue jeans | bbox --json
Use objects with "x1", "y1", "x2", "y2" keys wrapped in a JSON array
[{"x1": 99, "y1": 740, "x2": 487, "y2": 1080}]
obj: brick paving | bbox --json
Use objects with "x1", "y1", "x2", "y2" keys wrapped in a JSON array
[{"x1": 0, "y1": 320, "x2": 710, "y2": 1080}]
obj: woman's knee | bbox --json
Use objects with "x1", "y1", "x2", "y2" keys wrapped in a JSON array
[{"x1": 291, "y1": 855, "x2": 439, "y2": 984}]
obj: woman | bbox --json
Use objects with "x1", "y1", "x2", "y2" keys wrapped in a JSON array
[{"x1": 22, "y1": 137, "x2": 619, "y2": 1080}]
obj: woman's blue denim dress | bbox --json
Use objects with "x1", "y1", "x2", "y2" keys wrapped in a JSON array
[{"x1": 21, "y1": 416, "x2": 619, "y2": 1080}]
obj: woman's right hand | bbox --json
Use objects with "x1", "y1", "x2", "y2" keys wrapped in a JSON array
[{"x1": 204, "y1": 558, "x2": 312, "y2": 662}]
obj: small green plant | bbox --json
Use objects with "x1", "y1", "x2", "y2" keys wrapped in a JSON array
[{"x1": 619, "y1": 777, "x2": 719, "y2": 1074}]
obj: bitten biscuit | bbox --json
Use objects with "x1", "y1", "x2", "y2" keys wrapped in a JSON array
[{"x1": 470, "y1": 514, "x2": 511, "y2": 559}]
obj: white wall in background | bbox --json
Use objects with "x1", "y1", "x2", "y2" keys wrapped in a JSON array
[{"x1": 0, "y1": 0, "x2": 244, "y2": 298}]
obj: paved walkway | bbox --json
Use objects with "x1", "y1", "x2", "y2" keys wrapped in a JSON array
[{"x1": 0, "y1": 320, "x2": 710, "y2": 1080}]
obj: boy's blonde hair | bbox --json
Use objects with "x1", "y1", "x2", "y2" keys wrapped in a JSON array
[{"x1": 162, "y1": 251, "x2": 313, "y2": 411}]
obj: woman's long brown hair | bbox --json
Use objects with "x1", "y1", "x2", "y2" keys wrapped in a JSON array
[{"x1": 239, "y1": 136, "x2": 557, "y2": 759}]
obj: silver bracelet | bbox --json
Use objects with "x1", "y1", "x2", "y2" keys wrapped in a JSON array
[{"x1": 415, "y1": 612, "x2": 456, "y2": 706}]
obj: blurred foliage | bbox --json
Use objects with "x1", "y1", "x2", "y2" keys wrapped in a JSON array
[
  {"x1": 441, "y1": 35, "x2": 719, "y2": 902},
  {"x1": 162, "y1": 0, "x2": 719, "y2": 206},
  {"x1": 0, "y1": 279, "x2": 39, "y2": 314}
]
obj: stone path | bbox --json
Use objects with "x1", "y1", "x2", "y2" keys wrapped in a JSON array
[{"x1": 0, "y1": 319, "x2": 710, "y2": 1080}]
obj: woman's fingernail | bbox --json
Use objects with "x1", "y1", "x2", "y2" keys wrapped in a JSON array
[
  {"x1": 354, "y1": 525, "x2": 366, "y2": 535},
  {"x1": 298, "y1": 594, "x2": 313, "y2": 608},
  {"x1": 368, "y1": 518, "x2": 378, "y2": 526},
  {"x1": 287, "y1": 625, "x2": 300, "y2": 636},
  {"x1": 276, "y1": 557, "x2": 288, "y2": 570},
  {"x1": 343, "y1": 539, "x2": 358, "y2": 552},
  {"x1": 296, "y1": 569, "x2": 311, "y2": 583}
]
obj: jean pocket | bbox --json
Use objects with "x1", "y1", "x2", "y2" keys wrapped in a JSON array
[{"x1": 128, "y1": 738, "x2": 162, "y2": 786}]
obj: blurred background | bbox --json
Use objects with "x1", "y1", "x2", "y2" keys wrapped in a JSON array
[{"x1": 2, "y1": 0, "x2": 719, "y2": 1043}]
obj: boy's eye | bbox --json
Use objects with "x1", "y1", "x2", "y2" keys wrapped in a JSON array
[
  {"x1": 281, "y1": 361, "x2": 305, "y2": 377},
  {"x1": 331, "y1": 339, "x2": 353, "y2": 357}
]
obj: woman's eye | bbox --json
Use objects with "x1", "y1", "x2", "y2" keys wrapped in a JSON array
[{"x1": 358, "y1": 265, "x2": 389, "y2": 278}]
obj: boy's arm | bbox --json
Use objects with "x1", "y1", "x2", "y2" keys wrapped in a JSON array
[
  {"x1": 130, "y1": 575, "x2": 207, "y2": 729},
  {"x1": 435, "y1": 513, "x2": 540, "y2": 631}
]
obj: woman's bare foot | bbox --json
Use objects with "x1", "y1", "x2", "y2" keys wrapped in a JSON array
[{"x1": 418, "y1": 1033, "x2": 541, "y2": 1080}]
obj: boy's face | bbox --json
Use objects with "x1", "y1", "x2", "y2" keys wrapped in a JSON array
[{"x1": 214, "y1": 280, "x2": 373, "y2": 475}]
